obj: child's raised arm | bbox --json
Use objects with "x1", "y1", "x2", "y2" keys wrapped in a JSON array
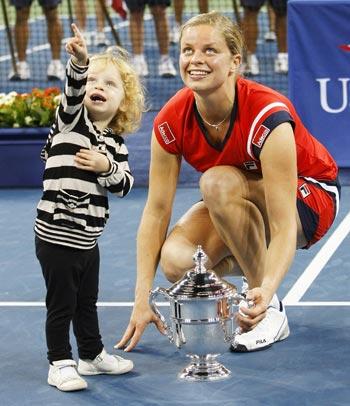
[
  {"x1": 56, "y1": 23, "x2": 88, "y2": 130},
  {"x1": 65, "y1": 23, "x2": 88, "y2": 66}
]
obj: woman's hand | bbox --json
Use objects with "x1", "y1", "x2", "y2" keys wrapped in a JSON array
[
  {"x1": 74, "y1": 148, "x2": 110, "y2": 173},
  {"x1": 115, "y1": 302, "x2": 166, "y2": 352},
  {"x1": 65, "y1": 23, "x2": 88, "y2": 66},
  {"x1": 236, "y1": 287, "x2": 272, "y2": 331}
]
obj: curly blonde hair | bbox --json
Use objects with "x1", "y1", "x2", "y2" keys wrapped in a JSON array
[{"x1": 89, "y1": 46, "x2": 145, "y2": 136}]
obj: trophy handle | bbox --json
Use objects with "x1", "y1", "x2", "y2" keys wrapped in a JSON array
[
  {"x1": 223, "y1": 293, "x2": 254, "y2": 342},
  {"x1": 149, "y1": 287, "x2": 174, "y2": 343},
  {"x1": 231, "y1": 292, "x2": 249, "y2": 305}
]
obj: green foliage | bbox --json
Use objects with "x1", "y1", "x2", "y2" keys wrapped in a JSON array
[{"x1": 0, "y1": 88, "x2": 61, "y2": 128}]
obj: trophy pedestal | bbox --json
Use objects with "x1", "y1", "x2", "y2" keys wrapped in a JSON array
[
  {"x1": 178, "y1": 355, "x2": 231, "y2": 381},
  {"x1": 149, "y1": 246, "x2": 247, "y2": 382}
]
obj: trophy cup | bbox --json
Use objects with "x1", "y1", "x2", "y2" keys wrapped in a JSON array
[{"x1": 149, "y1": 245, "x2": 247, "y2": 381}]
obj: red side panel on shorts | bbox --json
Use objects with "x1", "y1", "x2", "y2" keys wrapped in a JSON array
[{"x1": 296, "y1": 179, "x2": 337, "y2": 247}]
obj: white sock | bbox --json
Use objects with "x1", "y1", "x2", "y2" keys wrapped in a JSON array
[
  {"x1": 134, "y1": 54, "x2": 145, "y2": 62},
  {"x1": 269, "y1": 294, "x2": 280, "y2": 310}
]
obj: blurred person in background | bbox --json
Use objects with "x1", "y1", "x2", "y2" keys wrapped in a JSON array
[
  {"x1": 74, "y1": 0, "x2": 110, "y2": 47},
  {"x1": 264, "y1": 3, "x2": 276, "y2": 42},
  {"x1": 124, "y1": 0, "x2": 177, "y2": 78},
  {"x1": 8, "y1": 0, "x2": 64, "y2": 81},
  {"x1": 241, "y1": 0, "x2": 288, "y2": 76},
  {"x1": 170, "y1": 0, "x2": 209, "y2": 44}
]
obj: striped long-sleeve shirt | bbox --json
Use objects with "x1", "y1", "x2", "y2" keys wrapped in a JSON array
[{"x1": 34, "y1": 59, "x2": 134, "y2": 249}]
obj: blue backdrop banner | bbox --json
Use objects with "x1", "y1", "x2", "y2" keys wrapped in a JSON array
[{"x1": 288, "y1": 0, "x2": 350, "y2": 167}]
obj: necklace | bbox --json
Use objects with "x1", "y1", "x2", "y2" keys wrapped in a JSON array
[{"x1": 196, "y1": 104, "x2": 232, "y2": 131}]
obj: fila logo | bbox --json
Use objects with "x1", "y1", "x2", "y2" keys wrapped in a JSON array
[
  {"x1": 299, "y1": 183, "x2": 311, "y2": 198},
  {"x1": 252, "y1": 125, "x2": 270, "y2": 148},
  {"x1": 244, "y1": 161, "x2": 258, "y2": 170},
  {"x1": 256, "y1": 339, "x2": 266, "y2": 345},
  {"x1": 158, "y1": 122, "x2": 175, "y2": 145}
]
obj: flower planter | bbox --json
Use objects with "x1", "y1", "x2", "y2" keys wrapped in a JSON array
[
  {"x1": 0, "y1": 111, "x2": 202, "y2": 188},
  {"x1": 0, "y1": 128, "x2": 49, "y2": 187}
]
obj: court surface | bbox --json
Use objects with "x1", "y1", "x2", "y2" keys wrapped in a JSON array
[{"x1": 0, "y1": 182, "x2": 349, "y2": 405}]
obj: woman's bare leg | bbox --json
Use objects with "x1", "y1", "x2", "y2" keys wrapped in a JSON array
[{"x1": 160, "y1": 201, "x2": 234, "y2": 283}]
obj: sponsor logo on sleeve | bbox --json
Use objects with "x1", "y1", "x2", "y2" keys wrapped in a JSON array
[
  {"x1": 299, "y1": 183, "x2": 311, "y2": 198},
  {"x1": 252, "y1": 125, "x2": 270, "y2": 148},
  {"x1": 244, "y1": 161, "x2": 258, "y2": 170},
  {"x1": 158, "y1": 122, "x2": 176, "y2": 145}
]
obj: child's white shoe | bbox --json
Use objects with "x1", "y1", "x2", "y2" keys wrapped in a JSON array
[
  {"x1": 78, "y1": 348, "x2": 133, "y2": 375},
  {"x1": 48, "y1": 359, "x2": 87, "y2": 391}
]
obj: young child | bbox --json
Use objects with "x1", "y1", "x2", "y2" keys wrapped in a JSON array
[{"x1": 34, "y1": 24, "x2": 145, "y2": 392}]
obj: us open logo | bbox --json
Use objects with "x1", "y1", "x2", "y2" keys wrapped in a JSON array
[{"x1": 158, "y1": 122, "x2": 175, "y2": 145}]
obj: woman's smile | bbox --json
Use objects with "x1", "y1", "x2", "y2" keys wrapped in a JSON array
[{"x1": 188, "y1": 69, "x2": 210, "y2": 80}]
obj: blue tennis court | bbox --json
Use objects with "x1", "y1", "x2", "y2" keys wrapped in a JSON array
[{"x1": 0, "y1": 175, "x2": 349, "y2": 405}]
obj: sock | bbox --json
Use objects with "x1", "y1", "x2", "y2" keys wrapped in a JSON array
[{"x1": 269, "y1": 293, "x2": 280, "y2": 310}]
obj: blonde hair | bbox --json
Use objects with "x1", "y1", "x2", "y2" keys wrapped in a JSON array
[
  {"x1": 89, "y1": 46, "x2": 145, "y2": 135},
  {"x1": 180, "y1": 11, "x2": 245, "y2": 56}
]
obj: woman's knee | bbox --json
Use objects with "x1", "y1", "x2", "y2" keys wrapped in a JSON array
[
  {"x1": 160, "y1": 240, "x2": 193, "y2": 283},
  {"x1": 200, "y1": 166, "x2": 246, "y2": 205}
]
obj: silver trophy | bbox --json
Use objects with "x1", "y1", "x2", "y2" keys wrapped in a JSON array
[{"x1": 149, "y1": 245, "x2": 247, "y2": 381}]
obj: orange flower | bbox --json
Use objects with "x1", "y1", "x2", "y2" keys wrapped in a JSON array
[{"x1": 0, "y1": 88, "x2": 61, "y2": 128}]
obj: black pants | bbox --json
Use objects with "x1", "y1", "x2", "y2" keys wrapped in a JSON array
[{"x1": 35, "y1": 237, "x2": 103, "y2": 363}]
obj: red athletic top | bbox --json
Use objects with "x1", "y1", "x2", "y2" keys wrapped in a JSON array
[{"x1": 153, "y1": 77, "x2": 338, "y2": 182}]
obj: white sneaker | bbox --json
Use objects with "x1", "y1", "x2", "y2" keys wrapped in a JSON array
[
  {"x1": 8, "y1": 61, "x2": 31, "y2": 81},
  {"x1": 48, "y1": 359, "x2": 87, "y2": 392},
  {"x1": 132, "y1": 54, "x2": 149, "y2": 77},
  {"x1": 47, "y1": 60, "x2": 65, "y2": 81},
  {"x1": 264, "y1": 31, "x2": 277, "y2": 42},
  {"x1": 274, "y1": 52, "x2": 289, "y2": 74},
  {"x1": 78, "y1": 348, "x2": 134, "y2": 375},
  {"x1": 169, "y1": 23, "x2": 180, "y2": 44},
  {"x1": 244, "y1": 53, "x2": 260, "y2": 76},
  {"x1": 158, "y1": 55, "x2": 177, "y2": 78},
  {"x1": 231, "y1": 295, "x2": 290, "y2": 352},
  {"x1": 94, "y1": 31, "x2": 110, "y2": 47}
]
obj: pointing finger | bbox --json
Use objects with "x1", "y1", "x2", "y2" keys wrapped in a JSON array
[{"x1": 71, "y1": 23, "x2": 82, "y2": 39}]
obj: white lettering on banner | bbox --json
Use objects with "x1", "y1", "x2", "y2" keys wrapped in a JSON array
[{"x1": 316, "y1": 78, "x2": 350, "y2": 113}]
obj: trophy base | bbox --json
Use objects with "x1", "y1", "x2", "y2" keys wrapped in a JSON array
[{"x1": 178, "y1": 355, "x2": 231, "y2": 382}]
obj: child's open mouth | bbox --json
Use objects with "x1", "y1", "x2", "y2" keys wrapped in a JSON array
[{"x1": 90, "y1": 93, "x2": 106, "y2": 103}]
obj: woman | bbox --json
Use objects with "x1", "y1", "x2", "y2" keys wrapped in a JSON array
[{"x1": 116, "y1": 12, "x2": 340, "y2": 352}]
